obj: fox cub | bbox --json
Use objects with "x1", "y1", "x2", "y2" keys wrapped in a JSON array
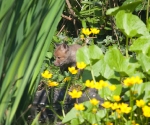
[{"x1": 54, "y1": 43, "x2": 81, "y2": 71}]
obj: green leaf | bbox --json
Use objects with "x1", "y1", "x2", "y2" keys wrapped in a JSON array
[
  {"x1": 70, "y1": 118, "x2": 80, "y2": 125},
  {"x1": 62, "y1": 108, "x2": 78, "y2": 123},
  {"x1": 130, "y1": 36, "x2": 150, "y2": 55},
  {"x1": 76, "y1": 46, "x2": 90, "y2": 64},
  {"x1": 137, "y1": 53, "x2": 150, "y2": 74},
  {"x1": 104, "y1": 47, "x2": 139, "y2": 76},
  {"x1": 98, "y1": 82, "x2": 122, "y2": 100},
  {"x1": 88, "y1": 45, "x2": 103, "y2": 60},
  {"x1": 76, "y1": 45, "x2": 103, "y2": 64},
  {"x1": 106, "y1": 0, "x2": 142, "y2": 15},
  {"x1": 115, "y1": 10, "x2": 149, "y2": 37},
  {"x1": 46, "y1": 52, "x2": 52, "y2": 59},
  {"x1": 133, "y1": 82, "x2": 150, "y2": 101},
  {"x1": 84, "y1": 113, "x2": 98, "y2": 124},
  {"x1": 96, "y1": 109, "x2": 106, "y2": 119},
  {"x1": 94, "y1": 59, "x2": 116, "y2": 79}
]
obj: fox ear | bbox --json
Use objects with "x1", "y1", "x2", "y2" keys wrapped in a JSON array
[
  {"x1": 54, "y1": 43, "x2": 60, "y2": 48},
  {"x1": 62, "y1": 43, "x2": 69, "y2": 50}
]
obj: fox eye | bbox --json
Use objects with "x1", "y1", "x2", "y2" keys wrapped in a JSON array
[{"x1": 57, "y1": 57, "x2": 61, "y2": 59}]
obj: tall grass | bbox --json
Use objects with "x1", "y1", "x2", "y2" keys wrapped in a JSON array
[{"x1": 0, "y1": 0, "x2": 65, "y2": 124}]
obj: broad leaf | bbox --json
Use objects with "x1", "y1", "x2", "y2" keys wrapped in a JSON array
[
  {"x1": 137, "y1": 53, "x2": 150, "y2": 74},
  {"x1": 115, "y1": 10, "x2": 149, "y2": 37},
  {"x1": 106, "y1": 0, "x2": 142, "y2": 15},
  {"x1": 62, "y1": 108, "x2": 78, "y2": 123},
  {"x1": 76, "y1": 45, "x2": 103, "y2": 65},
  {"x1": 130, "y1": 36, "x2": 150, "y2": 55},
  {"x1": 104, "y1": 47, "x2": 139, "y2": 76}
]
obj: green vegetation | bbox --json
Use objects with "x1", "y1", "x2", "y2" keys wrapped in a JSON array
[{"x1": 1, "y1": 0, "x2": 150, "y2": 124}]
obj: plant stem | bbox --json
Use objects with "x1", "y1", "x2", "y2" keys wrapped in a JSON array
[
  {"x1": 62, "y1": 80, "x2": 71, "y2": 117},
  {"x1": 146, "y1": 0, "x2": 150, "y2": 27},
  {"x1": 146, "y1": 117, "x2": 148, "y2": 125},
  {"x1": 90, "y1": 63, "x2": 96, "y2": 83},
  {"x1": 126, "y1": 36, "x2": 129, "y2": 57},
  {"x1": 45, "y1": 87, "x2": 63, "y2": 120},
  {"x1": 130, "y1": 89, "x2": 133, "y2": 122}
]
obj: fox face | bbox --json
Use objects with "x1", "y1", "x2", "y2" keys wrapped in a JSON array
[
  {"x1": 54, "y1": 43, "x2": 81, "y2": 71},
  {"x1": 54, "y1": 43, "x2": 70, "y2": 67}
]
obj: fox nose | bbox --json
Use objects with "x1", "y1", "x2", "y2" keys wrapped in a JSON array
[{"x1": 54, "y1": 61, "x2": 60, "y2": 66}]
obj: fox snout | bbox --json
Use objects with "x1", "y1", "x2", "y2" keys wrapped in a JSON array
[{"x1": 54, "y1": 60, "x2": 61, "y2": 67}]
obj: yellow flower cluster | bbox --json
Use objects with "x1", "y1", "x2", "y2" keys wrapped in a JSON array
[
  {"x1": 68, "y1": 89, "x2": 82, "y2": 99},
  {"x1": 142, "y1": 105, "x2": 150, "y2": 117},
  {"x1": 77, "y1": 62, "x2": 87, "y2": 69},
  {"x1": 135, "y1": 99, "x2": 150, "y2": 118},
  {"x1": 109, "y1": 85, "x2": 116, "y2": 91},
  {"x1": 90, "y1": 98, "x2": 99, "y2": 106},
  {"x1": 41, "y1": 70, "x2": 59, "y2": 87},
  {"x1": 74, "y1": 103, "x2": 85, "y2": 111},
  {"x1": 68, "y1": 67, "x2": 78, "y2": 74},
  {"x1": 123, "y1": 76, "x2": 143, "y2": 87},
  {"x1": 81, "y1": 28, "x2": 100, "y2": 36},
  {"x1": 41, "y1": 70, "x2": 52, "y2": 79},
  {"x1": 136, "y1": 99, "x2": 145, "y2": 108},
  {"x1": 68, "y1": 62, "x2": 87, "y2": 74},
  {"x1": 47, "y1": 80, "x2": 58, "y2": 87},
  {"x1": 85, "y1": 80, "x2": 117, "y2": 91},
  {"x1": 101, "y1": 102, "x2": 131, "y2": 114},
  {"x1": 113, "y1": 95, "x2": 121, "y2": 102}
]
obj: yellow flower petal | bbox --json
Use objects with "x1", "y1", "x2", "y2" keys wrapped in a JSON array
[
  {"x1": 68, "y1": 89, "x2": 82, "y2": 99},
  {"x1": 74, "y1": 103, "x2": 85, "y2": 111},
  {"x1": 77, "y1": 62, "x2": 86, "y2": 69},
  {"x1": 68, "y1": 67, "x2": 78, "y2": 74},
  {"x1": 41, "y1": 70, "x2": 52, "y2": 79},
  {"x1": 47, "y1": 81, "x2": 58, "y2": 87},
  {"x1": 90, "y1": 98, "x2": 99, "y2": 105}
]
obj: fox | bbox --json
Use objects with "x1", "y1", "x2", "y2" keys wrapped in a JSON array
[{"x1": 54, "y1": 43, "x2": 81, "y2": 72}]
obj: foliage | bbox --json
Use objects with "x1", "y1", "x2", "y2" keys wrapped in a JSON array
[
  {"x1": 40, "y1": 0, "x2": 150, "y2": 125},
  {"x1": 0, "y1": 0, "x2": 65, "y2": 124},
  {"x1": 1, "y1": 0, "x2": 150, "y2": 124}
]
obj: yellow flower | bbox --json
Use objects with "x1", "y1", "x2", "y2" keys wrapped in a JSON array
[
  {"x1": 120, "y1": 103, "x2": 131, "y2": 114},
  {"x1": 77, "y1": 62, "x2": 86, "y2": 69},
  {"x1": 123, "y1": 76, "x2": 143, "y2": 87},
  {"x1": 68, "y1": 89, "x2": 82, "y2": 99},
  {"x1": 136, "y1": 99, "x2": 145, "y2": 108},
  {"x1": 92, "y1": 124, "x2": 98, "y2": 125},
  {"x1": 106, "y1": 122, "x2": 113, "y2": 125},
  {"x1": 94, "y1": 82, "x2": 102, "y2": 89},
  {"x1": 92, "y1": 108, "x2": 97, "y2": 113},
  {"x1": 134, "y1": 76, "x2": 143, "y2": 84},
  {"x1": 142, "y1": 106, "x2": 150, "y2": 117},
  {"x1": 113, "y1": 95, "x2": 121, "y2": 102},
  {"x1": 68, "y1": 67, "x2": 78, "y2": 74},
  {"x1": 101, "y1": 101, "x2": 112, "y2": 108},
  {"x1": 90, "y1": 98, "x2": 99, "y2": 105},
  {"x1": 47, "y1": 81, "x2": 58, "y2": 87},
  {"x1": 41, "y1": 70, "x2": 52, "y2": 79},
  {"x1": 74, "y1": 103, "x2": 85, "y2": 111},
  {"x1": 82, "y1": 28, "x2": 91, "y2": 36},
  {"x1": 109, "y1": 85, "x2": 116, "y2": 91},
  {"x1": 132, "y1": 120, "x2": 139, "y2": 125},
  {"x1": 63, "y1": 77, "x2": 71, "y2": 82},
  {"x1": 99, "y1": 80, "x2": 108, "y2": 87},
  {"x1": 111, "y1": 103, "x2": 120, "y2": 110},
  {"x1": 90, "y1": 28, "x2": 100, "y2": 34},
  {"x1": 116, "y1": 109, "x2": 122, "y2": 114},
  {"x1": 85, "y1": 80, "x2": 95, "y2": 88}
]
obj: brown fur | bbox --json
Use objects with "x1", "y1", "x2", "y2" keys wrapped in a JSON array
[{"x1": 54, "y1": 43, "x2": 81, "y2": 71}]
